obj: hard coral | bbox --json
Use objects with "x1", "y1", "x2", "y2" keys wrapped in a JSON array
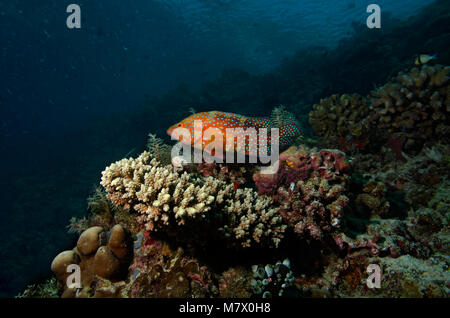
[
  {"x1": 125, "y1": 232, "x2": 216, "y2": 298},
  {"x1": 309, "y1": 94, "x2": 371, "y2": 148},
  {"x1": 253, "y1": 146, "x2": 351, "y2": 241},
  {"x1": 195, "y1": 162, "x2": 255, "y2": 188},
  {"x1": 368, "y1": 64, "x2": 450, "y2": 153},
  {"x1": 101, "y1": 151, "x2": 286, "y2": 248},
  {"x1": 51, "y1": 225, "x2": 132, "y2": 298},
  {"x1": 355, "y1": 180, "x2": 390, "y2": 217},
  {"x1": 253, "y1": 146, "x2": 350, "y2": 195},
  {"x1": 221, "y1": 188, "x2": 287, "y2": 248},
  {"x1": 250, "y1": 259, "x2": 295, "y2": 298},
  {"x1": 100, "y1": 151, "x2": 231, "y2": 231},
  {"x1": 218, "y1": 267, "x2": 252, "y2": 298}
]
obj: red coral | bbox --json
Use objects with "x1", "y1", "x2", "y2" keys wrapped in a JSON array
[
  {"x1": 253, "y1": 146, "x2": 351, "y2": 241},
  {"x1": 253, "y1": 146, "x2": 350, "y2": 195}
]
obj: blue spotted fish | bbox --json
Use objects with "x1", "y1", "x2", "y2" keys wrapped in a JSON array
[{"x1": 167, "y1": 111, "x2": 301, "y2": 157}]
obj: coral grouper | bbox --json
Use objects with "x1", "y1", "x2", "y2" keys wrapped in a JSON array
[{"x1": 167, "y1": 109, "x2": 302, "y2": 158}]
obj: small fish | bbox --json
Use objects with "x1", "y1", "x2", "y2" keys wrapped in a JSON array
[
  {"x1": 414, "y1": 54, "x2": 437, "y2": 65},
  {"x1": 167, "y1": 111, "x2": 301, "y2": 158},
  {"x1": 285, "y1": 159, "x2": 294, "y2": 168}
]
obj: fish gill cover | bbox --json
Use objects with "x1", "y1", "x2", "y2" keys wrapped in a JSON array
[{"x1": 0, "y1": 0, "x2": 449, "y2": 300}]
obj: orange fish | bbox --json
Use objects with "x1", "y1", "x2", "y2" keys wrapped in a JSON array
[
  {"x1": 167, "y1": 111, "x2": 301, "y2": 158},
  {"x1": 285, "y1": 159, "x2": 294, "y2": 168}
]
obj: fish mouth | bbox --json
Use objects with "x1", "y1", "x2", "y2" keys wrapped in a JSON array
[
  {"x1": 167, "y1": 125, "x2": 190, "y2": 143},
  {"x1": 166, "y1": 125, "x2": 176, "y2": 136}
]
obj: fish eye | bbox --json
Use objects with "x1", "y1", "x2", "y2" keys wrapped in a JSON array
[{"x1": 178, "y1": 123, "x2": 182, "y2": 127}]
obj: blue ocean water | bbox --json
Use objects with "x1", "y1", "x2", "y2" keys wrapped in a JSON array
[{"x1": 0, "y1": 0, "x2": 444, "y2": 297}]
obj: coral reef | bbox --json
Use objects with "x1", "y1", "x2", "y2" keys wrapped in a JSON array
[
  {"x1": 253, "y1": 146, "x2": 351, "y2": 241},
  {"x1": 220, "y1": 188, "x2": 286, "y2": 248},
  {"x1": 352, "y1": 142, "x2": 450, "y2": 209},
  {"x1": 51, "y1": 225, "x2": 132, "y2": 297},
  {"x1": 309, "y1": 94, "x2": 371, "y2": 149},
  {"x1": 100, "y1": 151, "x2": 227, "y2": 230},
  {"x1": 45, "y1": 139, "x2": 449, "y2": 299},
  {"x1": 9, "y1": 0, "x2": 450, "y2": 298},
  {"x1": 355, "y1": 180, "x2": 390, "y2": 217},
  {"x1": 194, "y1": 162, "x2": 255, "y2": 189},
  {"x1": 123, "y1": 232, "x2": 217, "y2": 298},
  {"x1": 253, "y1": 146, "x2": 351, "y2": 194},
  {"x1": 218, "y1": 267, "x2": 252, "y2": 298},
  {"x1": 100, "y1": 151, "x2": 286, "y2": 248},
  {"x1": 250, "y1": 259, "x2": 295, "y2": 298},
  {"x1": 40, "y1": 66, "x2": 450, "y2": 300},
  {"x1": 297, "y1": 249, "x2": 449, "y2": 298},
  {"x1": 373, "y1": 255, "x2": 449, "y2": 297},
  {"x1": 308, "y1": 65, "x2": 449, "y2": 159},
  {"x1": 368, "y1": 64, "x2": 450, "y2": 153}
]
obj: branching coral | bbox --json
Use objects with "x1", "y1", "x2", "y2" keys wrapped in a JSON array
[
  {"x1": 101, "y1": 151, "x2": 231, "y2": 230},
  {"x1": 253, "y1": 146, "x2": 350, "y2": 194},
  {"x1": 309, "y1": 94, "x2": 371, "y2": 148},
  {"x1": 195, "y1": 162, "x2": 254, "y2": 187},
  {"x1": 253, "y1": 146, "x2": 351, "y2": 241},
  {"x1": 276, "y1": 176, "x2": 349, "y2": 240},
  {"x1": 220, "y1": 188, "x2": 287, "y2": 248},
  {"x1": 368, "y1": 64, "x2": 450, "y2": 153},
  {"x1": 100, "y1": 151, "x2": 286, "y2": 248}
]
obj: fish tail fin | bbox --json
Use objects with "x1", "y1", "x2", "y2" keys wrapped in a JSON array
[
  {"x1": 280, "y1": 121, "x2": 302, "y2": 138},
  {"x1": 270, "y1": 105, "x2": 302, "y2": 137},
  {"x1": 431, "y1": 54, "x2": 438, "y2": 60}
]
